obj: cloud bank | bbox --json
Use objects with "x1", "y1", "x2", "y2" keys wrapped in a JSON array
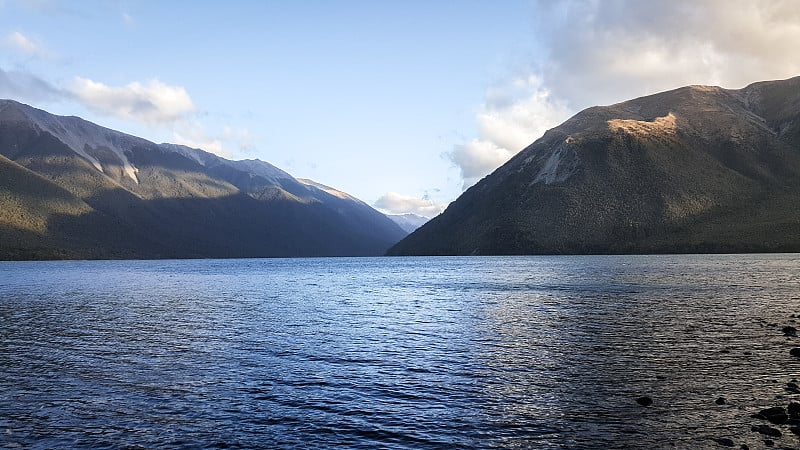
[
  {"x1": 533, "y1": 0, "x2": 800, "y2": 109},
  {"x1": 373, "y1": 192, "x2": 446, "y2": 218},
  {"x1": 450, "y1": 76, "x2": 568, "y2": 188},
  {"x1": 2, "y1": 34, "x2": 196, "y2": 128},
  {"x1": 0, "y1": 64, "x2": 241, "y2": 159},
  {"x1": 70, "y1": 77, "x2": 196, "y2": 125},
  {"x1": 450, "y1": 0, "x2": 800, "y2": 189}
]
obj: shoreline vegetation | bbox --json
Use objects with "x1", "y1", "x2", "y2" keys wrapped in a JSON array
[{"x1": 0, "y1": 249, "x2": 799, "y2": 262}]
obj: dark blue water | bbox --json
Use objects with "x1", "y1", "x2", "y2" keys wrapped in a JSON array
[{"x1": 2, "y1": 255, "x2": 800, "y2": 449}]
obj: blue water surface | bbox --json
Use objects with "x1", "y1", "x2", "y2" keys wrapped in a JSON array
[{"x1": 1, "y1": 255, "x2": 800, "y2": 449}]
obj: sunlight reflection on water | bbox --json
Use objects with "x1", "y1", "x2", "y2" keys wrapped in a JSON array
[{"x1": 1, "y1": 255, "x2": 799, "y2": 448}]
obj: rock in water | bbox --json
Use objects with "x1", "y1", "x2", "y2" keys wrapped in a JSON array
[
  {"x1": 715, "y1": 397, "x2": 727, "y2": 405},
  {"x1": 751, "y1": 424, "x2": 782, "y2": 437},
  {"x1": 789, "y1": 402, "x2": 800, "y2": 418},
  {"x1": 713, "y1": 438, "x2": 734, "y2": 447},
  {"x1": 755, "y1": 406, "x2": 788, "y2": 424},
  {"x1": 790, "y1": 348, "x2": 800, "y2": 357},
  {"x1": 636, "y1": 396, "x2": 653, "y2": 407},
  {"x1": 784, "y1": 326, "x2": 798, "y2": 336}
]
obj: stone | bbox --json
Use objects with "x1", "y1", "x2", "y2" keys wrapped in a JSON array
[
  {"x1": 751, "y1": 424, "x2": 782, "y2": 437},
  {"x1": 790, "y1": 347, "x2": 800, "y2": 357},
  {"x1": 789, "y1": 402, "x2": 800, "y2": 417},
  {"x1": 785, "y1": 326, "x2": 799, "y2": 336},
  {"x1": 636, "y1": 396, "x2": 653, "y2": 407},
  {"x1": 715, "y1": 397, "x2": 727, "y2": 405},
  {"x1": 756, "y1": 406, "x2": 788, "y2": 424},
  {"x1": 764, "y1": 439, "x2": 774, "y2": 447},
  {"x1": 713, "y1": 438, "x2": 734, "y2": 447}
]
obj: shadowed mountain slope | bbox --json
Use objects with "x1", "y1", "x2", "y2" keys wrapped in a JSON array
[
  {"x1": 389, "y1": 77, "x2": 800, "y2": 256},
  {"x1": 0, "y1": 100, "x2": 406, "y2": 259}
]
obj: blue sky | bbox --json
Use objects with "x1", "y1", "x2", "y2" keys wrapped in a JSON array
[{"x1": 2, "y1": 1, "x2": 800, "y2": 217}]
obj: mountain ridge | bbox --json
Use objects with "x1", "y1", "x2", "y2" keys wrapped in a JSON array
[
  {"x1": 0, "y1": 100, "x2": 407, "y2": 259},
  {"x1": 389, "y1": 76, "x2": 800, "y2": 256}
]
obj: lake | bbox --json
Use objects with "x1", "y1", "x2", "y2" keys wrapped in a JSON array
[{"x1": 2, "y1": 255, "x2": 800, "y2": 449}]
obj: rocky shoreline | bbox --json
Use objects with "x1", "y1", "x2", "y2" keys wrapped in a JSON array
[{"x1": 636, "y1": 317, "x2": 800, "y2": 449}]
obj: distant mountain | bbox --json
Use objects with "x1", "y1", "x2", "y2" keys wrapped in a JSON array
[
  {"x1": 0, "y1": 100, "x2": 407, "y2": 259},
  {"x1": 389, "y1": 76, "x2": 800, "y2": 256},
  {"x1": 386, "y1": 213, "x2": 430, "y2": 233}
]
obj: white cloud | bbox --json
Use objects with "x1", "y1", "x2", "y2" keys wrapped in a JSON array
[
  {"x1": 450, "y1": 140, "x2": 514, "y2": 189},
  {"x1": 448, "y1": 76, "x2": 569, "y2": 189},
  {"x1": 171, "y1": 123, "x2": 259, "y2": 159},
  {"x1": 0, "y1": 66, "x2": 250, "y2": 161},
  {"x1": 173, "y1": 125, "x2": 231, "y2": 158},
  {"x1": 450, "y1": 0, "x2": 800, "y2": 190},
  {"x1": 4, "y1": 31, "x2": 50, "y2": 58},
  {"x1": 373, "y1": 192, "x2": 447, "y2": 218},
  {"x1": 532, "y1": 0, "x2": 800, "y2": 110},
  {"x1": 222, "y1": 126, "x2": 259, "y2": 153},
  {"x1": 69, "y1": 77, "x2": 196, "y2": 125}
]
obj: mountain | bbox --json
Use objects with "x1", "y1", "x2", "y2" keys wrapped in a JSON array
[
  {"x1": 0, "y1": 100, "x2": 407, "y2": 260},
  {"x1": 389, "y1": 76, "x2": 800, "y2": 256},
  {"x1": 386, "y1": 213, "x2": 430, "y2": 233}
]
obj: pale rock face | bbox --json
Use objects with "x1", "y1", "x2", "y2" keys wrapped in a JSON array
[
  {"x1": 607, "y1": 112, "x2": 678, "y2": 136},
  {"x1": 158, "y1": 143, "x2": 206, "y2": 166},
  {"x1": 228, "y1": 159, "x2": 295, "y2": 185},
  {"x1": 1, "y1": 100, "x2": 142, "y2": 183},
  {"x1": 297, "y1": 178, "x2": 363, "y2": 203},
  {"x1": 531, "y1": 140, "x2": 580, "y2": 185}
]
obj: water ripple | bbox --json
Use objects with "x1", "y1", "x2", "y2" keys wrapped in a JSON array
[{"x1": 1, "y1": 254, "x2": 799, "y2": 448}]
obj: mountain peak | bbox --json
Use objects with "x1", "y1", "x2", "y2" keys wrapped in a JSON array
[
  {"x1": 386, "y1": 213, "x2": 430, "y2": 233},
  {"x1": 389, "y1": 76, "x2": 800, "y2": 256},
  {"x1": 0, "y1": 101, "x2": 406, "y2": 259}
]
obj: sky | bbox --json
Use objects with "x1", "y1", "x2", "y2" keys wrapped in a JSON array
[{"x1": 2, "y1": 0, "x2": 800, "y2": 218}]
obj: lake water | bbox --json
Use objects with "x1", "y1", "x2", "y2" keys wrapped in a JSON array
[{"x1": 2, "y1": 255, "x2": 800, "y2": 449}]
